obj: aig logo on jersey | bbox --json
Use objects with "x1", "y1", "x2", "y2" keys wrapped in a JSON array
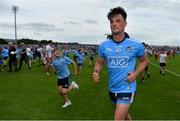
[{"x1": 108, "y1": 56, "x2": 129, "y2": 68}]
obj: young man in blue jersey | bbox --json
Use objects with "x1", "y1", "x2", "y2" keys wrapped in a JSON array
[
  {"x1": 89, "y1": 49, "x2": 95, "y2": 67},
  {"x1": 76, "y1": 49, "x2": 85, "y2": 76},
  {"x1": 92, "y1": 6, "x2": 148, "y2": 120},
  {"x1": 51, "y1": 49, "x2": 79, "y2": 108},
  {"x1": 2, "y1": 46, "x2": 9, "y2": 70},
  {"x1": 0, "y1": 48, "x2": 3, "y2": 71}
]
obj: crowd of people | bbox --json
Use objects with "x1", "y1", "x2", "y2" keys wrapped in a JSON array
[
  {"x1": 0, "y1": 42, "x2": 96, "y2": 73},
  {"x1": 0, "y1": 42, "x2": 177, "y2": 73}
]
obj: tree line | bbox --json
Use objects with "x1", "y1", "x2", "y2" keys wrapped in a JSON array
[{"x1": 0, "y1": 38, "x2": 79, "y2": 45}]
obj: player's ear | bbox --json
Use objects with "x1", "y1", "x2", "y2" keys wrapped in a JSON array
[{"x1": 124, "y1": 21, "x2": 127, "y2": 28}]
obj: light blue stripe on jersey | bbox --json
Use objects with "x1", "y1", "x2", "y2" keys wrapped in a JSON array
[
  {"x1": 98, "y1": 38, "x2": 144, "y2": 93},
  {"x1": 52, "y1": 56, "x2": 73, "y2": 79}
]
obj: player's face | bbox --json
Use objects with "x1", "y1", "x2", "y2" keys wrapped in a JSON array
[
  {"x1": 54, "y1": 50, "x2": 62, "y2": 57},
  {"x1": 110, "y1": 14, "x2": 127, "y2": 35}
]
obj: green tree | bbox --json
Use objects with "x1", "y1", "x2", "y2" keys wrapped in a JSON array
[{"x1": 0, "y1": 38, "x2": 8, "y2": 44}]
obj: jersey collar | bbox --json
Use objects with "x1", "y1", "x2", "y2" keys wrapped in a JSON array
[{"x1": 112, "y1": 37, "x2": 126, "y2": 44}]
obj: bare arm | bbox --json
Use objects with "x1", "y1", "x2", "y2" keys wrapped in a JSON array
[
  {"x1": 72, "y1": 61, "x2": 77, "y2": 76},
  {"x1": 50, "y1": 64, "x2": 56, "y2": 74},
  {"x1": 127, "y1": 55, "x2": 148, "y2": 82},
  {"x1": 92, "y1": 57, "x2": 105, "y2": 82}
]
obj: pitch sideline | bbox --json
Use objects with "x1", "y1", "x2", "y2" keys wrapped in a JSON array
[{"x1": 149, "y1": 61, "x2": 180, "y2": 78}]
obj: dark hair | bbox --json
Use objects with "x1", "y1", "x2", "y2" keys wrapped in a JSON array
[{"x1": 107, "y1": 6, "x2": 127, "y2": 21}]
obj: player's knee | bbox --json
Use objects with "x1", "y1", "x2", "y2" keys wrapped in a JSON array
[
  {"x1": 59, "y1": 90, "x2": 63, "y2": 95},
  {"x1": 60, "y1": 90, "x2": 68, "y2": 95}
]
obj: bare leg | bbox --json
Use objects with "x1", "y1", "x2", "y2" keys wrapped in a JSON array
[
  {"x1": 58, "y1": 85, "x2": 74, "y2": 102},
  {"x1": 141, "y1": 71, "x2": 145, "y2": 82},
  {"x1": 78, "y1": 65, "x2": 81, "y2": 76},
  {"x1": 125, "y1": 113, "x2": 132, "y2": 120},
  {"x1": 160, "y1": 66, "x2": 163, "y2": 74},
  {"x1": 45, "y1": 57, "x2": 51, "y2": 74},
  {"x1": 114, "y1": 104, "x2": 131, "y2": 120}
]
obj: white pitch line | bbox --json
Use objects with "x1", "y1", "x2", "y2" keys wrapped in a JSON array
[{"x1": 149, "y1": 61, "x2": 180, "y2": 78}]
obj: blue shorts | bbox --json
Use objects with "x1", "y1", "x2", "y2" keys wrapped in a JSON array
[{"x1": 109, "y1": 91, "x2": 135, "y2": 104}]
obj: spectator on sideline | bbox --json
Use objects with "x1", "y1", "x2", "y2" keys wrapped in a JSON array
[
  {"x1": 8, "y1": 42, "x2": 18, "y2": 72},
  {"x1": 45, "y1": 42, "x2": 53, "y2": 75}
]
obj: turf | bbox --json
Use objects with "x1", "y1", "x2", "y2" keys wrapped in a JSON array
[{"x1": 0, "y1": 55, "x2": 180, "y2": 120}]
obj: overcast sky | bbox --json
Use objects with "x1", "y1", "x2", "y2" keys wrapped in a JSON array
[{"x1": 0, "y1": 0, "x2": 180, "y2": 45}]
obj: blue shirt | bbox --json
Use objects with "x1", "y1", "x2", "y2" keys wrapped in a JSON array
[
  {"x1": 52, "y1": 56, "x2": 73, "y2": 79},
  {"x1": 64, "y1": 50, "x2": 70, "y2": 57},
  {"x1": 1, "y1": 48, "x2": 9, "y2": 57},
  {"x1": 73, "y1": 50, "x2": 79, "y2": 56},
  {"x1": 98, "y1": 38, "x2": 145, "y2": 93},
  {"x1": 77, "y1": 53, "x2": 85, "y2": 64}
]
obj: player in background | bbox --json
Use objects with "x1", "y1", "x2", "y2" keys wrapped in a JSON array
[
  {"x1": 89, "y1": 49, "x2": 95, "y2": 67},
  {"x1": 159, "y1": 49, "x2": 167, "y2": 75},
  {"x1": 141, "y1": 46, "x2": 150, "y2": 83},
  {"x1": 45, "y1": 42, "x2": 53, "y2": 75},
  {"x1": 51, "y1": 49, "x2": 79, "y2": 108},
  {"x1": 76, "y1": 49, "x2": 85, "y2": 76}
]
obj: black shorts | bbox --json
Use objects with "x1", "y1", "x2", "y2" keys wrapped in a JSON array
[
  {"x1": 73, "y1": 55, "x2": 77, "y2": 60},
  {"x1": 77, "y1": 63, "x2": 82, "y2": 66},
  {"x1": 145, "y1": 65, "x2": 149, "y2": 71},
  {"x1": 37, "y1": 52, "x2": 41, "y2": 58},
  {"x1": 57, "y1": 76, "x2": 70, "y2": 88},
  {"x1": 160, "y1": 63, "x2": 166, "y2": 67},
  {"x1": 3, "y1": 57, "x2": 8, "y2": 60},
  {"x1": 90, "y1": 57, "x2": 94, "y2": 61},
  {"x1": 109, "y1": 91, "x2": 135, "y2": 104}
]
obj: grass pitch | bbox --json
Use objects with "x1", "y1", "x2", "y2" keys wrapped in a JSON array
[{"x1": 0, "y1": 55, "x2": 180, "y2": 120}]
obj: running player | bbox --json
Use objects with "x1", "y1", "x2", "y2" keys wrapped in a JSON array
[
  {"x1": 76, "y1": 49, "x2": 85, "y2": 76},
  {"x1": 159, "y1": 49, "x2": 167, "y2": 75},
  {"x1": 92, "y1": 6, "x2": 148, "y2": 120},
  {"x1": 51, "y1": 49, "x2": 79, "y2": 108}
]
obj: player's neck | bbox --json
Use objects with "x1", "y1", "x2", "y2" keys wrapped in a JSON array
[{"x1": 113, "y1": 32, "x2": 125, "y2": 42}]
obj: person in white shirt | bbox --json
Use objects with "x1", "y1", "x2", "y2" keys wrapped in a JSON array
[
  {"x1": 26, "y1": 46, "x2": 33, "y2": 68},
  {"x1": 159, "y1": 49, "x2": 167, "y2": 75},
  {"x1": 36, "y1": 45, "x2": 43, "y2": 65},
  {"x1": 45, "y1": 42, "x2": 53, "y2": 75}
]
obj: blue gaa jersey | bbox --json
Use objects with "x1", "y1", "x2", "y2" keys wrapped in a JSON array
[
  {"x1": 77, "y1": 53, "x2": 85, "y2": 64},
  {"x1": 52, "y1": 56, "x2": 73, "y2": 79},
  {"x1": 73, "y1": 50, "x2": 79, "y2": 56},
  {"x1": 2, "y1": 48, "x2": 9, "y2": 58},
  {"x1": 64, "y1": 50, "x2": 70, "y2": 57},
  {"x1": 98, "y1": 38, "x2": 145, "y2": 93}
]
